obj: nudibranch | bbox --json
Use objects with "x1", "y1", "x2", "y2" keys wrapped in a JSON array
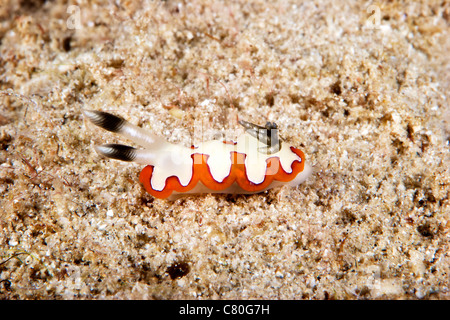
[{"x1": 84, "y1": 110, "x2": 311, "y2": 200}]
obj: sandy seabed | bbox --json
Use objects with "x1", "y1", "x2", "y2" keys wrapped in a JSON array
[{"x1": 0, "y1": 0, "x2": 449, "y2": 299}]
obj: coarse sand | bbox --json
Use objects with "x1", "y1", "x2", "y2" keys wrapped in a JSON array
[{"x1": 0, "y1": 0, "x2": 449, "y2": 299}]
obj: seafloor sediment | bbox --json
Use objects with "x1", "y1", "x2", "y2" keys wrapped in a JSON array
[{"x1": 0, "y1": 0, "x2": 448, "y2": 299}]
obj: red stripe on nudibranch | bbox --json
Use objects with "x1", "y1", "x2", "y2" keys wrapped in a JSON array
[{"x1": 139, "y1": 147, "x2": 305, "y2": 199}]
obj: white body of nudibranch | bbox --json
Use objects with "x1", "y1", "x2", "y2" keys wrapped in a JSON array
[{"x1": 84, "y1": 110, "x2": 312, "y2": 200}]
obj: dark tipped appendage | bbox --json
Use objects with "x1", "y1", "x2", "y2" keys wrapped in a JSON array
[
  {"x1": 238, "y1": 119, "x2": 281, "y2": 154},
  {"x1": 95, "y1": 144, "x2": 137, "y2": 162},
  {"x1": 84, "y1": 110, "x2": 125, "y2": 133}
]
